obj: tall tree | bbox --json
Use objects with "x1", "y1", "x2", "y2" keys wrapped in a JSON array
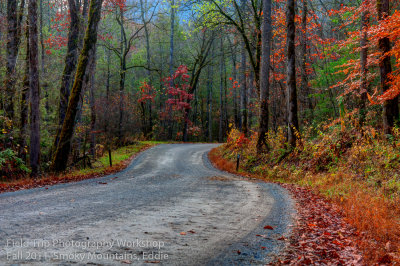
[
  {"x1": 169, "y1": 0, "x2": 175, "y2": 76},
  {"x1": 240, "y1": 41, "x2": 248, "y2": 135},
  {"x1": 300, "y1": 0, "x2": 313, "y2": 121},
  {"x1": 19, "y1": 21, "x2": 29, "y2": 162},
  {"x1": 4, "y1": 0, "x2": 25, "y2": 120},
  {"x1": 140, "y1": 0, "x2": 153, "y2": 137},
  {"x1": 183, "y1": 30, "x2": 214, "y2": 141},
  {"x1": 50, "y1": 0, "x2": 104, "y2": 172},
  {"x1": 52, "y1": 0, "x2": 81, "y2": 155},
  {"x1": 219, "y1": 37, "x2": 224, "y2": 142},
  {"x1": 286, "y1": 0, "x2": 299, "y2": 148},
  {"x1": 102, "y1": 4, "x2": 145, "y2": 141},
  {"x1": 28, "y1": 0, "x2": 40, "y2": 177},
  {"x1": 227, "y1": 37, "x2": 239, "y2": 128},
  {"x1": 167, "y1": 0, "x2": 176, "y2": 139},
  {"x1": 359, "y1": 0, "x2": 368, "y2": 125},
  {"x1": 257, "y1": 0, "x2": 272, "y2": 153},
  {"x1": 208, "y1": 0, "x2": 262, "y2": 94},
  {"x1": 88, "y1": 48, "x2": 97, "y2": 157},
  {"x1": 377, "y1": 0, "x2": 398, "y2": 134},
  {"x1": 207, "y1": 47, "x2": 214, "y2": 142},
  {"x1": 39, "y1": 0, "x2": 44, "y2": 72}
]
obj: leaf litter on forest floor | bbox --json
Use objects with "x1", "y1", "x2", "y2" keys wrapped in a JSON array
[{"x1": 270, "y1": 184, "x2": 364, "y2": 265}]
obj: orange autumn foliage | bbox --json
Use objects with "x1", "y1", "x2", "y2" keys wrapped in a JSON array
[{"x1": 333, "y1": 1, "x2": 400, "y2": 103}]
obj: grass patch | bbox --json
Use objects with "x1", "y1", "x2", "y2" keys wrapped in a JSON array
[
  {"x1": 73, "y1": 141, "x2": 165, "y2": 176},
  {"x1": 0, "y1": 141, "x2": 166, "y2": 193}
]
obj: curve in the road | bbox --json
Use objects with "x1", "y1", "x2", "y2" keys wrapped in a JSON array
[{"x1": 0, "y1": 144, "x2": 295, "y2": 265}]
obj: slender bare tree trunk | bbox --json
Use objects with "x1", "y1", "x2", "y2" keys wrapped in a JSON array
[
  {"x1": 169, "y1": 0, "x2": 175, "y2": 76},
  {"x1": 118, "y1": 7, "x2": 125, "y2": 142},
  {"x1": 219, "y1": 37, "x2": 224, "y2": 142},
  {"x1": 300, "y1": 0, "x2": 313, "y2": 121},
  {"x1": 19, "y1": 22, "x2": 30, "y2": 162},
  {"x1": 257, "y1": 0, "x2": 272, "y2": 153},
  {"x1": 228, "y1": 38, "x2": 239, "y2": 128},
  {"x1": 4, "y1": 0, "x2": 25, "y2": 119},
  {"x1": 140, "y1": 0, "x2": 153, "y2": 138},
  {"x1": 29, "y1": 0, "x2": 40, "y2": 177},
  {"x1": 377, "y1": 0, "x2": 398, "y2": 134},
  {"x1": 359, "y1": 0, "x2": 368, "y2": 125},
  {"x1": 286, "y1": 0, "x2": 299, "y2": 148},
  {"x1": 240, "y1": 42, "x2": 248, "y2": 135},
  {"x1": 39, "y1": 0, "x2": 44, "y2": 73},
  {"x1": 167, "y1": 0, "x2": 175, "y2": 139},
  {"x1": 89, "y1": 48, "x2": 97, "y2": 157},
  {"x1": 207, "y1": 48, "x2": 214, "y2": 142}
]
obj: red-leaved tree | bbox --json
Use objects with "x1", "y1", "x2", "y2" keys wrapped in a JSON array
[{"x1": 161, "y1": 65, "x2": 193, "y2": 140}]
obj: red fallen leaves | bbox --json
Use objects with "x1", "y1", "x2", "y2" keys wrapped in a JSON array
[
  {"x1": 0, "y1": 144, "x2": 154, "y2": 194},
  {"x1": 272, "y1": 184, "x2": 363, "y2": 265},
  {"x1": 264, "y1": 225, "x2": 274, "y2": 230},
  {"x1": 378, "y1": 254, "x2": 393, "y2": 264}
]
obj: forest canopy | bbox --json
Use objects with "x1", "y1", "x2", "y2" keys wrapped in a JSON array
[{"x1": 1, "y1": 0, "x2": 400, "y2": 175}]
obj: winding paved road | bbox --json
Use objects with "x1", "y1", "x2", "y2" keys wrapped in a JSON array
[{"x1": 0, "y1": 144, "x2": 294, "y2": 265}]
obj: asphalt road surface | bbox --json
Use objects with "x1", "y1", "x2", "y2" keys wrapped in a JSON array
[{"x1": 0, "y1": 144, "x2": 294, "y2": 265}]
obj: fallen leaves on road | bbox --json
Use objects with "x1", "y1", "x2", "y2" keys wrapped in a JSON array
[
  {"x1": 271, "y1": 184, "x2": 363, "y2": 265},
  {"x1": 264, "y1": 225, "x2": 274, "y2": 230},
  {"x1": 180, "y1": 232, "x2": 186, "y2": 235}
]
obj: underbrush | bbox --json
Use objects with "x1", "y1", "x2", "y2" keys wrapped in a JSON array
[
  {"x1": 0, "y1": 149, "x2": 31, "y2": 179},
  {"x1": 217, "y1": 124, "x2": 400, "y2": 263}
]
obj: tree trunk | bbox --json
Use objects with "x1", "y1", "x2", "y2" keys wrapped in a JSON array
[
  {"x1": 228, "y1": 38, "x2": 239, "y2": 128},
  {"x1": 58, "y1": 0, "x2": 80, "y2": 125},
  {"x1": 19, "y1": 22, "x2": 30, "y2": 163},
  {"x1": 52, "y1": 0, "x2": 81, "y2": 155},
  {"x1": 300, "y1": 0, "x2": 313, "y2": 121},
  {"x1": 286, "y1": 0, "x2": 299, "y2": 148},
  {"x1": 359, "y1": 0, "x2": 368, "y2": 126},
  {"x1": 377, "y1": 0, "x2": 398, "y2": 134},
  {"x1": 207, "y1": 58, "x2": 213, "y2": 142},
  {"x1": 50, "y1": 0, "x2": 103, "y2": 172},
  {"x1": 89, "y1": 47, "x2": 97, "y2": 157},
  {"x1": 4, "y1": 0, "x2": 24, "y2": 119},
  {"x1": 169, "y1": 0, "x2": 175, "y2": 76},
  {"x1": 140, "y1": 0, "x2": 153, "y2": 138},
  {"x1": 219, "y1": 38, "x2": 224, "y2": 142},
  {"x1": 118, "y1": 7, "x2": 125, "y2": 142},
  {"x1": 39, "y1": 0, "x2": 44, "y2": 73},
  {"x1": 257, "y1": 0, "x2": 272, "y2": 153},
  {"x1": 29, "y1": 0, "x2": 40, "y2": 177},
  {"x1": 240, "y1": 42, "x2": 248, "y2": 135},
  {"x1": 167, "y1": 0, "x2": 175, "y2": 139}
]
